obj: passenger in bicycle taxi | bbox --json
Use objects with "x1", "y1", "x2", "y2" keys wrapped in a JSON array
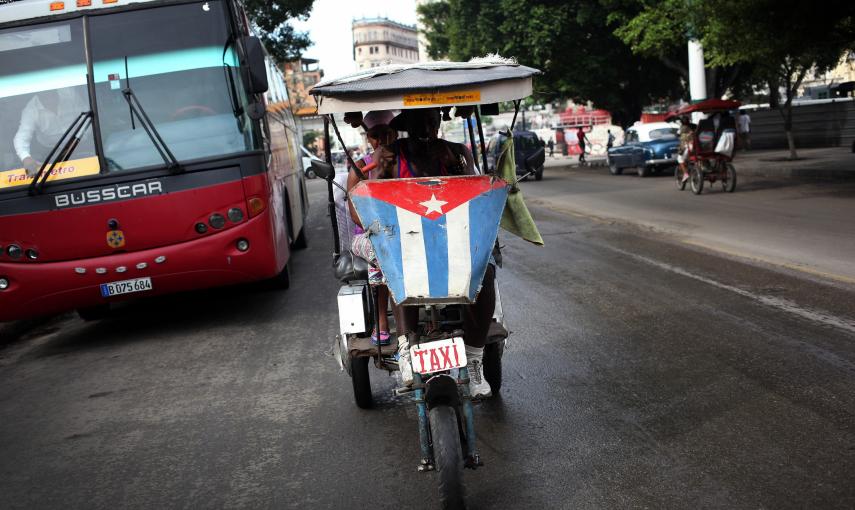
[
  {"x1": 677, "y1": 116, "x2": 694, "y2": 183},
  {"x1": 696, "y1": 111, "x2": 736, "y2": 154},
  {"x1": 372, "y1": 107, "x2": 495, "y2": 399},
  {"x1": 345, "y1": 110, "x2": 398, "y2": 347}
]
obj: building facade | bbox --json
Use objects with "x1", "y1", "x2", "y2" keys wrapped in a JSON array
[
  {"x1": 352, "y1": 17, "x2": 420, "y2": 70},
  {"x1": 800, "y1": 51, "x2": 855, "y2": 99},
  {"x1": 282, "y1": 57, "x2": 323, "y2": 116}
]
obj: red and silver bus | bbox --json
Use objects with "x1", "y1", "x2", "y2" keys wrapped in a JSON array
[{"x1": 0, "y1": 0, "x2": 309, "y2": 321}]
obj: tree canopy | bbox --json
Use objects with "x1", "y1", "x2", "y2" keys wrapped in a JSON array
[
  {"x1": 417, "y1": 0, "x2": 683, "y2": 126},
  {"x1": 419, "y1": 0, "x2": 855, "y2": 132},
  {"x1": 613, "y1": 0, "x2": 855, "y2": 156},
  {"x1": 244, "y1": 0, "x2": 315, "y2": 63}
]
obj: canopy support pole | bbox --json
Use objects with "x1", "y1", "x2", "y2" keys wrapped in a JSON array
[
  {"x1": 323, "y1": 116, "x2": 341, "y2": 257},
  {"x1": 474, "y1": 106, "x2": 489, "y2": 174},
  {"x1": 508, "y1": 100, "x2": 521, "y2": 132},
  {"x1": 466, "y1": 115, "x2": 480, "y2": 173},
  {"x1": 328, "y1": 114, "x2": 365, "y2": 181}
]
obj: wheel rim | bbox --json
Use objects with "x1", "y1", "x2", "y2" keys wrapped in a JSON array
[{"x1": 691, "y1": 168, "x2": 702, "y2": 191}]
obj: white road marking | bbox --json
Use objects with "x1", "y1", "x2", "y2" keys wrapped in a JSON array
[{"x1": 605, "y1": 246, "x2": 855, "y2": 336}]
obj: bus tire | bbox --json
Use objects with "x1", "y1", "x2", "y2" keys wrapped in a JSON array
[
  {"x1": 77, "y1": 304, "x2": 110, "y2": 322},
  {"x1": 268, "y1": 262, "x2": 291, "y2": 290},
  {"x1": 292, "y1": 227, "x2": 308, "y2": 250}
]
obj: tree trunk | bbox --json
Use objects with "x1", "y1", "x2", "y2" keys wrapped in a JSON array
[
  {"x1": 786, "y1": 128, "x2": 798, "y2": 160},
  {"x1": 768, "y1": 79, "x2": 780, "y2": 108},
  {"x1": 706, "y1": 67, "x2": 718, "y2": 100},
  {"x1": 779, "y1": 103, "x2": 798, "y2": 159}
]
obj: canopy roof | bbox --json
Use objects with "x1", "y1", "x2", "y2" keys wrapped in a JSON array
[
  {"x1": 665, "y1": 99, "x2": 742, "y2": 121},
  {"x1": 310, "y1": 59, "x2": 540, "y2": 114}
]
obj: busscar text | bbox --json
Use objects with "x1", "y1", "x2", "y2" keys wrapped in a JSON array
[{"x1": 54, "y1": 182, "x2": 164, "y2": 208}]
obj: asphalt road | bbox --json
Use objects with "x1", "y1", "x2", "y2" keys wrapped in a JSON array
[
  {"x1": 540, "y1": 158, "x2": 855, "y2": 283},
  {"x1": 1, "y1": 175, "x2": 854, "y2": 509}
]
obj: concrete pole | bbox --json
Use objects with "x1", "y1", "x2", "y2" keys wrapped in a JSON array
[{"x1": 688, "y1": 39, "x2": 707, "y2": 103}]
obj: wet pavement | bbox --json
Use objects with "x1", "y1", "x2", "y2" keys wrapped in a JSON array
[{"x1": 1, "y1": 177, "x2": 854, "y2": 509}]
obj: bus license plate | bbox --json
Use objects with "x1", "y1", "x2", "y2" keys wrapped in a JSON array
[
  {"x1": 409, "y1": 337, "x2": 467, "y2": 375},
  {"x1": 100, "y1": 277, "x2": 152, "y2": 297}
]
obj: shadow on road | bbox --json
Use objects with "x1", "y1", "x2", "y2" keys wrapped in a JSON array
[{"x1": 29, "y1": 283, "x2": 283, "y2": 359}]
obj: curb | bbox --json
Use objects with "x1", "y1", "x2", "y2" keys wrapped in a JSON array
[{"x1": 736, "y1": 167, "x2": 855, "y2": 181}]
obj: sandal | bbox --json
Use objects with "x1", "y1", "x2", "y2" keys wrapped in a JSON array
[{"x1": 371, "y1": 329, "x2": 391, "y2": 346}]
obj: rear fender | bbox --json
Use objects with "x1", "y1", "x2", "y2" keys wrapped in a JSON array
[{"x1": 424, "y1": 374, "x2": 461, "y2": 410}]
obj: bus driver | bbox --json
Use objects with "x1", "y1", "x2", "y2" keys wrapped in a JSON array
[{"x1": 13, "y1": 87, "x2": 89, "y2": 177}]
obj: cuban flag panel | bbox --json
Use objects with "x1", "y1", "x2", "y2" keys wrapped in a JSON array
[{"x1": 350, "y1": 175, "x2": 509, "y2": 305}]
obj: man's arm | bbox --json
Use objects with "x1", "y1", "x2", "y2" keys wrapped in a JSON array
[
  {"x1": 14, "y1": 99, "x2": 39, "y2": 175},
  {"x1": 446, "y1": 141, "x2": 476, "y2": 175}
]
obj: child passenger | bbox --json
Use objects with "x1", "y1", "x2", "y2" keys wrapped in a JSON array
[{"x1": 347, "y1": 110, "x2": 397, "y2": 346}]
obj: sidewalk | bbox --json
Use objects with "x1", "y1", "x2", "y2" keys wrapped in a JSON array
[
  {"x1": 546, "y1": 147, "x2": 855, "y2": 180},
  {"x1": 735, "y1": 147, "x2": 855, "y2": 179}
]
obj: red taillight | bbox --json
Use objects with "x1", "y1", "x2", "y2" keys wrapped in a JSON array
[{"x1": 248, "y1": 197, "x2": 266, "y2": 217}]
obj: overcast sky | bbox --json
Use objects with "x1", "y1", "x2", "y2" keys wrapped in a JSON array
[{"x1": 292, "y1": 0, "x2": 419, "y2": 79}]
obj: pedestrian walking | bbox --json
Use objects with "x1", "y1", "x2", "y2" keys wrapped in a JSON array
[
  {"x1": 606, "y1": 129, "x2": 615, "y2": 150},
  {"x1": 576, "y1": 126, "x2": 589, "y2": 165},
  {"x1": 547, "y1": 138, "x2": 554, "y2": 157},
  {"x1": 738, "y1": 109, "x2": 751, "y2": 150}
]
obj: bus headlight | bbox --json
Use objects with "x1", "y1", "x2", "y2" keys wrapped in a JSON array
[
  {"x1": 209, "y1": 213, "x2": 226, "y2": 229},
  {"x1": 227, "y1": 208, "x2": 244, "y2": 223},
  {"x1": 26, "y1": 249, "x2": 39, "y2": 260},
  {"x1": 0, "y1": 278, "x2": 9, "y2": 290},
  {"x1": 7, "y1": 245, "x2": 22, "y2": 260},
  {"x1": 236, "y1": 238, "x2": 250, "y2": 252}
]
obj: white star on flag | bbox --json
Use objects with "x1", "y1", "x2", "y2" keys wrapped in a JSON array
[{"x1": 419, "y1": 194, "x2": 448, "y2": 215}]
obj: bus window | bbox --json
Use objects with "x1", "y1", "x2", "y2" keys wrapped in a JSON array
[
  {"x1": 0, "y1": 20, "x2": 97, "y2": 188},
  {"x1": 88, "y1": 0, "x2": 256, "y2": 172}
]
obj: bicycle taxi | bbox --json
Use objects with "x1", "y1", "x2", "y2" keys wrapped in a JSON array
[
  {"x1": 667, "y1": 98, "x2": 741, "y2": 194},
  {"x1": 308, "y1": 60, "x2": 542, "y2": 509}
]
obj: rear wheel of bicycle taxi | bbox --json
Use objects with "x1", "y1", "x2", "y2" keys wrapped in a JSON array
[
  {"x1": 430, "y1": 405, "x2": 466, "y2": 510},
  {"x1": 690, "y1": 164, "x2": 704, "y2": 195},
  {"x1": 350, "y1": 356, "x2": 373, "y2": 409}
]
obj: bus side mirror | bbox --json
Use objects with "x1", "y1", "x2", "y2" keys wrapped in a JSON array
[
  {"x1": 311, "y1": 160, "x2": 335, "y2": 180},
  {"x1": 241, "y1": 36, "x2": 269, "y2": 95}
]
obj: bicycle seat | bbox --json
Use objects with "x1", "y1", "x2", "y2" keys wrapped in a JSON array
[{"x1": 334, "y1": 251, "x2": 370, "y2": 282}]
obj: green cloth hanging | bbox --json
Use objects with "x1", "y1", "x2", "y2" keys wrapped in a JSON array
[{"x1": 496, "y1": 135, "x2": 544, "y2": 246}]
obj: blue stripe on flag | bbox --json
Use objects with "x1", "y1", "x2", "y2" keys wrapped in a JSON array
[
  {"x1": 349, "y1": 196, "x2": 406, "y2": 303},
  {"x1": 421, "y1": 215, "x2": 449, "y2": 297},
  {"x1": 467, "y1": 189, "x2": 508, "y2": 300}
]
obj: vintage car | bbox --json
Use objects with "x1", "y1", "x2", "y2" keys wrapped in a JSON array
[{"x1": 606, "y1": 122, "x2": 680, "y2": 177}]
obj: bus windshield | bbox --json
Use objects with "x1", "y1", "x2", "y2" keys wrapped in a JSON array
[
  {"x1": 0, "y1": 19, "x2": 97, "y2": 190},
  {"x1": 0, "y1": 0, "x2": 255, "y2": 190}
]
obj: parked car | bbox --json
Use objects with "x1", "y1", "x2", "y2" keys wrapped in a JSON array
[
  {"x1": 606, "y1": 122, "x2": 680, "y2": 177},
  {"x1": 300, "y1": 146, "x2": 322, "y2": 178},
  {"x1": 486, "y1": 130, "x2": 545, "y2": 180}
]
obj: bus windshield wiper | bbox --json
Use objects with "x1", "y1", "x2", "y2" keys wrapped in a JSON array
[
  {"x1": 121, "y1": 57, "x2": 181, "y2": 172},
  {"x1": 28, "y1": 111, "x2": 92, "y2": 195},
  {"x1": 122, "y1": 87, "x2": 181, "y2": 172}
]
